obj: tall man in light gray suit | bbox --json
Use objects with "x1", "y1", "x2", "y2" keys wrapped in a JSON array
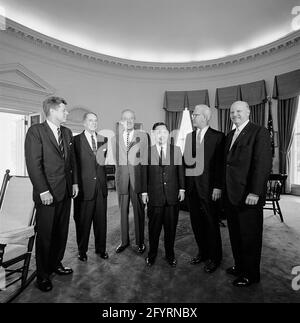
[{"x1": 111, "y1": 109, "x2": 149, "y2": 254}]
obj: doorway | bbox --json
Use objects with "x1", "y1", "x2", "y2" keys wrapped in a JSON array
[{"x1": 0, "y1": 112, "x2": 27, "y2": 177}]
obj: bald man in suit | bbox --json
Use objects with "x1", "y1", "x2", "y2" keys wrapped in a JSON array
[{"x1": 224, "y1": 101, "x2": 272, "y2": 287}]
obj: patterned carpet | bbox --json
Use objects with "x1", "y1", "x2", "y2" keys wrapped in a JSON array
[{"x1": 2, "y1": 194, "x2": 300, "y2": 303}]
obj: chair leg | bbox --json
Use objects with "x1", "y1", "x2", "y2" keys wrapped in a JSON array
[
  {"x1": 276, "y1": 200, "x2": 284, "y2": 223},
  {"x1": 272, "y1": 200, "x2": 277, "y2": 215},
  {"x1": 21, "y1": 236, "x2": 35, "y2": 287}
]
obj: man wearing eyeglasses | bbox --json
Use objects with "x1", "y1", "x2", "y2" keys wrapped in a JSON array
[{"x1": 184, "y1": 105, "x2": 224, "y2": 274}]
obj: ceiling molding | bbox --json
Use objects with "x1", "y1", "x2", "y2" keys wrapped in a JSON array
[{"x1": 3, "y1": 18, "x2": 300, "y2": 72}]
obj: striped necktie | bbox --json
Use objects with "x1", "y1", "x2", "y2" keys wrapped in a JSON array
[
  {"x1": 91, "y1": 134, "x2": 97, "y2": 155},
  {"x1": 126, "y1": 131, "x2": 130, "y2": 151},
  {"x1": 57, "y1": 127, "x2": 65, "y2": 159}
]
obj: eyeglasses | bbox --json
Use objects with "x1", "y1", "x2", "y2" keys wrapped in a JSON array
[{"x1": 191, "y1": 114, "x2": 201, "y2": 119}]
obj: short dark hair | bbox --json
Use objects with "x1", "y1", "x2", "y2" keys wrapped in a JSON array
[
  {"x1": 43, "y1": 96, "x2": 67, "y2": 117},
  {"x1": 152, "y1": 122, "x2": 168, "y2": 131},
  {"x1": 83, "y1": 112, "x2": 98, "y2": 121}
]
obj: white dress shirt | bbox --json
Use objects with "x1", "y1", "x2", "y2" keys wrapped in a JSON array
[
  {"x1": 84, "y1": 130, "x2": 97, "y2": 150},
  {"x1": 47, "y1": 119, "x2": 60, "y2": 144},
  {"x1": 196, "y1": 126, "x2": 209, "y2": 143}
]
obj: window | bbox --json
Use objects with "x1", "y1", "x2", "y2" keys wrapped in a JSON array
[{"x1": 291, "y1": 98, "x2": 300, "y2": 186}]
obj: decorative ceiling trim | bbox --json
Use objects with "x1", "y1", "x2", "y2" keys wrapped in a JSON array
[{"x1": 3, "y1": 18, "x2": 300, "y2": 72}]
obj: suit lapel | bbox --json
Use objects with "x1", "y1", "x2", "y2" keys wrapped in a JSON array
[
  {"x1": 43, "y1": 121, "x2": 61, "y2": 156},
  {"x1": 231, "y1": 122, "x2": 252, "y2": 150}
]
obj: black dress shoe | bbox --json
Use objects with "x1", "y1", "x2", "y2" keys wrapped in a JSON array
[
  {"x1": 204, "y1": 261, "x2": 220, "y2": 274},
  {"x1": 99, "y1": 252, "x2": 109, "y2": 259},
  {"x1": 138, "y1": 244, "x2": 146, "y2": 254},
  {"x1": 54, "y1": 264, "x2": 73, "y2": 275},
  {"x1": 116, "y1": 244, "x2": 129, "y2": 253},
  {"x1": 78, "y1": 253, "x2": 88, "y2": 262},
  {"x1": 190, "y1": 255, "x2": 207, "y2": 265},
  {"x1": 166, "y1": 258, "x2": 177, "y2": 267},
  {"x1": 232, "y1": 276, "x2": 260, "y2": 287},
  {"x1": 36, "y1": 278, "x2": 53, "y2": 292},
  {"x1": 145, "y1": 257, "x2": 155, "y2": 267},
  {"x1": 226, "y1": 266, "x2": 242, "y2": 277}
]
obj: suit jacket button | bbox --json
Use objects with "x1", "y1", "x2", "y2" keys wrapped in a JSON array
[
  {"x1": 94, "y1": 177, "x2": 97, "y2": 180},
  {"x1": 164, "y1": 182, "x2": 167, "y2": 185}
]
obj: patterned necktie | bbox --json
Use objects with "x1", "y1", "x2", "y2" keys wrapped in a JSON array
[
  {"x1": 91, "y1": 134, "x2": 97, "y2": 155},
  {"x1": 57, "y1": 127, "x2": 65, "y2": 159},
  {"x1": 126, "y1": 131, "x2": 130, "y2": 151},
  {"x1": 230, "y1": 128, "x2": 240, "y2": 150}
]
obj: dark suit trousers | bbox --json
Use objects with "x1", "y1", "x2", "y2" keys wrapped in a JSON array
[
  {"x1": 147, "y1": 204, "x2": 179, "y2": 260},
  {"x1": 225, "y1": 197, "x2": 263, "y2": 281},
  {"x1": 35, "y1": 196, "x2": 71, "y2": 280},
  {"x1": 118, "y1": 182, "x2": 145, "y2": 246},
  {"x1": 188, "y1": 189, "x2": 222, "y2": 263},
  {"x1": 74, "y1": 184, "x2": 107, "y2": 254}
]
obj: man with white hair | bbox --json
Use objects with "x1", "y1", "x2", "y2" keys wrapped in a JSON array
[
  {"x1": 184, "y1": 104, "x2": 224, "y2": 274},
  {"x1": 224, "y1": 101, "x2": 272, "y2": 287}
]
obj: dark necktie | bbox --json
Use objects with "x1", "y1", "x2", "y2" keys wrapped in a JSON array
[
  {"x1": 91, "y1": 134, "x2": 97, "y2": 155},
  {"x1": 57, "y1": 127, "x2": 65, "y2": 159},
  {"x1": 159, "y1": 146, "x2": 163, "y2": 166}
]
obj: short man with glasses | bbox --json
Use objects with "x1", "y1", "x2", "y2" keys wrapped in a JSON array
[
  {"x1": 25, "y1": 96, "x2": 79, "y2": 292},
  {"x1": 73, "y1": 112, "x2": 109, "y2": 262},
  {"x1": 184, "y1": 105, "x2": 224, "y2": 274}
]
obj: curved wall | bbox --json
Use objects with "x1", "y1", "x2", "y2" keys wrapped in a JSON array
[{"x1": 1, "y1": 21, "x2": 300, "y2": 172}]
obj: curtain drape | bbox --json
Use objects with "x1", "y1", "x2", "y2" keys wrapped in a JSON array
[
  {"x1": 249, "y1": 103, "x2": 266, "y2": 126},
  {"x1": 277, "y1": 97, "x2": 299, "y2": 192},
  {"x1": 273, "y1": 69, "x2": 300, "y2": 192},
  {"x1": 164, "y1": 90, "x2": 209, "y2": 132}
]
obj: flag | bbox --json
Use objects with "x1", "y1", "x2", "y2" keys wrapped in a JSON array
[
  {"x1": 176, "y1": 108, "x2": 193, "y2": 153},
  {"x1": 267, "y1": 100, "x2": 275, "y2": 158}
]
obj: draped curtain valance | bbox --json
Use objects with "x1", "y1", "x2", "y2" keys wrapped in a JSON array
[
  {"x1": 273, "y1": 69, "x2": 300, "y2": 100},
  {"x1": 215, "y1": 80, "x2": 267, "y2": 110},
  {"x1": 163, "y1": 90, "x2": 209, "y2": 112}
]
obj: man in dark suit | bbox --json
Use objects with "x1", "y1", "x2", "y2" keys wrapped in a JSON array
[
  {"x1": 224, "y1": 101, "x2": 272, "y2": 287},
  {"x1": 73, "y1": 112, "x2": 108, "y2": 262},
  {"x1": 25, "y1": 96, "x2": 79, "y2": 292},
  {"x1": 142, "y1": 122, "x2": 185, "y2": 267},
  {"x1": 184, "y1": 105, "x2": 224, "y2": 274},
  {"x1": 111, "y1": 109, "x2": 148, "y2": 254}
]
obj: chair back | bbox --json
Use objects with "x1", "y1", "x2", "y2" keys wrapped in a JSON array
[
  {"x1": 0, "y1": 176, "x2": 34, "y2": 228},
  {"x1": 266, "y1": 174, "x2": 288, "y2": 201}
]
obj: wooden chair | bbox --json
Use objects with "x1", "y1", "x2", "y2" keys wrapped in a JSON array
[
  {"x1": 0, "y1": 170, "x2": 36, "y2": 303},
  {"x1": 264, "y1": 174, "x2": 288, "y2": 223}
]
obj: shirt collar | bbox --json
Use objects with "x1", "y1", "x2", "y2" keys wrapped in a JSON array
[
  {"x1": 47, "y1": 119, "x2": 60, "y2": 132},
  {"x1": 236, "y1": 120, "x2": 249, "y2": 132},
  {"x1": 197, "y1": 126, "x2": 209, "y2": 136},
  {"x1": 84, "y1": 130, "x2": 96, "y2": 137}
]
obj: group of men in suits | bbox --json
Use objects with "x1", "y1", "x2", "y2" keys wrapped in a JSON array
[{"x1": 25, "y1": 96, "x2": 272, "y2": 292}]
